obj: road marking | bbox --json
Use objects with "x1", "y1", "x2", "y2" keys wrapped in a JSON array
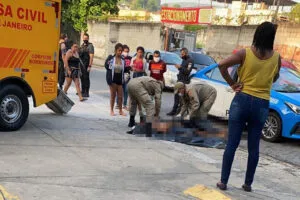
[
  {"x1": 184, "y1": 184, "x2": 231, "y2": 200},
  {"x1": 0, "y1": 185, "x2": 20, "y2": 200}
]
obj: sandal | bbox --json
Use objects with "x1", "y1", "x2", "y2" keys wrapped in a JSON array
[
  {"x1": 216, "y1": 182, "x2": 227, "y2": 190},
  {"x1": 242, "y1": 184, "x2": 252, "y2": 192}
]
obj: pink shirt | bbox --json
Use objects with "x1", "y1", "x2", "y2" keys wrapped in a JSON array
[{"x1": 134, "y1": 59, "x2": 144, "y2": 72}]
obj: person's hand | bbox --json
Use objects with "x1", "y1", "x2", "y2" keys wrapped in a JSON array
[
  {"x1": 67, "y1": 69, "x2": 71, "y2": 76},
  {"x1": 87, "y1": 66, "x2": 91, "y2": 72},
  {"x1": 175, "y1": 64, "x2": 181, "y2": 69},
  {"x1": 231, "y1": 82, "x2": 243, "y2": 92}
]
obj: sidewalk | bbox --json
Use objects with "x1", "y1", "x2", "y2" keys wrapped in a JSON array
[{"x1": 0, "y1": 88, "x2": 299, "y2": 200}]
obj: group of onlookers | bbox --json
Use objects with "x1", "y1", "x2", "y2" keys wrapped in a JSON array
[
  {"x1": 58, "y1": 33, "x2": 94, "y2": 101},
  {"x1": 104, "y1": 44, "x2": 167, "y2": 117}
]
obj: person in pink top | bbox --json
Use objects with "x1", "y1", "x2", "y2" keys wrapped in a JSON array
[{"x1": 130, "y1": 46, "x2": 147, "y2": 78}]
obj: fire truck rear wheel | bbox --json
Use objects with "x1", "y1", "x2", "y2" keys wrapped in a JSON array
[{"x1": 0, "y1": 85, "x2": 29, "y2": 131}]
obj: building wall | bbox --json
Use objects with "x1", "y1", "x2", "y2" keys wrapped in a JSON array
[
  {"x1": 87, "y1": 21, "x2": 162, "y2": 59},
  {"x1": 87, "y1": 21, "x2": 110, "y2": 59},
  {"x1": 205, "y1": 23, "x2": 300, "y2": 68}
]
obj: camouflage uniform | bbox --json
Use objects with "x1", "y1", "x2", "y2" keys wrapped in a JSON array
[
  {"x1": 128, "y1": 76, "x2": 163, "y2": 122},
  {"x1": 180, "y1": 83, "x2": 217, "y2": 120}
]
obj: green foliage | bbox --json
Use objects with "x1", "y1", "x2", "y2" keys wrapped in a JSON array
[
  {"x1": 184, "y1": 25, "x2": 207, "y2": 32},
  {"x1": 62, "y1": 0, "x2": 119, "y2": 32},
  {"x1": 196, "y1": 42, "x2": 204, "y2": 48},
  {"x1": 289, "y1": 4, "x2": 300, "y2": 23},
  {"x1": 147, "y1": 0, "x2": 160, "y2": 12},
  {"x1": 124, "y1": 0, "x2": 160, "y2": 11}
]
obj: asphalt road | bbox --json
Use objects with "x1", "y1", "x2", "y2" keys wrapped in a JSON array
[{"x1": 90, "y1": 68, "x2": 300, "y2": 167}]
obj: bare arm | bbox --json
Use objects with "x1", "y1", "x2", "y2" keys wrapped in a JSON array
[
  {"x1": 89, "y1": 54, "x2": 94, "y2": 66},
  {"x1": 218, "y1": 49, "x2": 245, "y2": 86},
  {"x1": 63, "y1": 51, "x2": 71, "y2": 70},
  {"x1": 218, "y1": 49, "x2": 245, "y2": 92},
  {"x1": 61, "y1": 43, "x2": 67, "y2": 61},
  {"x1": 273, "y1": 55, "x2": 281, "y2": 83}
]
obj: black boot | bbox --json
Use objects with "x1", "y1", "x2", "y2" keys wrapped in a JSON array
[
  {"x1": 145, "y1": 123, "x2": 152, "y2": 137},
  {"x1": 167, "y1": 110, "x2": 176, "y2": 116},
  {"x1": 126, "y1": 126, "x2": 135, "y2": 135},
  {"x1": 140, "y1": 116, "x2": 146, "y2": 124},
  {"x1": 128, "y1": 116, "x2": 136, "y2": 128},
  {"x1": 82, "y1": 89, "x2": 87, "y2": 98},
  {"x1": 86, "y1": 88, "x2": 90, "y2": 97}
]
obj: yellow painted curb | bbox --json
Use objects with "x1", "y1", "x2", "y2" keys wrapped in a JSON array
[
  {"x1": 184, "y1": 184, "x2": 231, "y2": 200},
  {"x1": 0, "y1": 185, "x2": 20, "y2": 200}
]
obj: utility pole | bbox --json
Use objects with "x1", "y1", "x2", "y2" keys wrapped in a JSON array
[{"x1": 273, "y1": 0, "x2": 280, "y2": 23}]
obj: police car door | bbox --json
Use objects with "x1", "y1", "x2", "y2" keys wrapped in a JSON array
[{"x1": 204, "y1": 67, "x2": 235, "y2": 119}]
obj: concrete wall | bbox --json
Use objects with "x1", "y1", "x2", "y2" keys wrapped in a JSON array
[
  {"x1": 87, "y1": 22, "x2": 110, "y2": 59},
  {"x1": 205, "y1": 23, "x2": 300, "y2": 67},
  {"x1": 88, "y1": 21, "x2": 162, "y2": 59}
]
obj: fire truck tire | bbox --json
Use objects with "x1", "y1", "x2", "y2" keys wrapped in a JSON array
[{"x1": 0, "y1": 84, "x2": 29, "y2": 131}]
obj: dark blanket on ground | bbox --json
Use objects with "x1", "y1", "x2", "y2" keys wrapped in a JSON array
[{"x1": 132, "y1": 119, "x2": 226, "y2": 149}]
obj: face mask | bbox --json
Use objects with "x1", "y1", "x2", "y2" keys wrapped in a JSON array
[
  {"x1": 182, "y1": 55, "x2": 187, "y2": 60},
  {"x1": 122, "y1": 52, "x2": 128, "y2": 57},
  {"x1": 178, "y1": 93, "x2": 184, "y2": 97},
  {"x1": 153, "y1": 57, "x2": 160, "y2": 63},
  {"x1": 83, "y1": 40, "x2": 88, "y2": 44}
]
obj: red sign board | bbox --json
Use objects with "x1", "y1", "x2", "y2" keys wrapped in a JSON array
[{"x1": 161, "y1": 7, "x2": 212, "y2": 25}]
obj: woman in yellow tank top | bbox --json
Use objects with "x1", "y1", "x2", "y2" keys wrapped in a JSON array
[{"x1": 216, "y1": 22, "x2": 281, "y2": 192}]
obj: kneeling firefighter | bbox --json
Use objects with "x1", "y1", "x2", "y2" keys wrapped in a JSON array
[
  {"x1": 174, "y1": 82, "x2": 217, "y2": 131},
  {"x1": 127, "y1": 76, "x2": 163, "y2": 137}
]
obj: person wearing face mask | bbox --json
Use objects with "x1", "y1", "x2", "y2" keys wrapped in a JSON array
[
  {"x1": 116, "y1": 45, "x2": 132, "y2": 110},
  {"x1": 148, "y1": 50, "x2": 167, "y2": 85},
  {"x1": 174, "y1": 82, "x2": 217, "y2": 130},
  {"x1": 167, "y1": 47, "x2": 194, "y2": 116},
  {"x1": 79, "y1": 33, "x2": 94, "y2": 98}
]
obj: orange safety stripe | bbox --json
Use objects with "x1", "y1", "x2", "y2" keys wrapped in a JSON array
[
  {"x1": 13, "y1": 50, "x2": 28, "y2": 68},
  {"x1": 0, "y1": 48, "x2": 12, "y2": 68},
  {"x1": 9, "y1": 49, "x2": 23, "y2": 68},
  {"x1": 3, "y1": 49, "x2": 18, "y2": 68},
  {"x1": 18, "y1": 50, "x2": 31, "y2": 68}
]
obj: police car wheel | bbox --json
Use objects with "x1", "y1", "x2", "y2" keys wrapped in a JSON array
[
  {"x1": 0, "y1": 85, "x2": 29, "y2": 131},
  {"x1": 262, "y1": 112, "x2": 282, "y2": 143}
]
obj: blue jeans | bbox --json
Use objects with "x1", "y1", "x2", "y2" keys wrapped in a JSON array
[
  {"x1": 221, "y1": 92, "x2": 269, "y2": 186},
  {"x1": 116, "y1": 83, "x2": 128, "y2": 107}
]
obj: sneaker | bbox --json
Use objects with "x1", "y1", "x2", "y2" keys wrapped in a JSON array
[{"x1": 167, "y1": 111, "x2": 176, "y2": 116}]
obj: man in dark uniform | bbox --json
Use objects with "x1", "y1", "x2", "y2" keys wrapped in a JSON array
[
  {"x1": 167, "y1": 47, "x2": 194, "y2": 116},
  {"x1": 58, "y1": 33, "x2": 68, "y2": 90},
  {"x1": 79, "y1": 33, "x2": 94, "y2": 98}
]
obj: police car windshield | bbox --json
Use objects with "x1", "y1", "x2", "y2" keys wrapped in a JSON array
[
  {"x1": 161, "y1": 53, "x2": 182, "y2": 65},
  {"x1": 273, "y1": 68, "x2": 300, "y2": 93}
]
